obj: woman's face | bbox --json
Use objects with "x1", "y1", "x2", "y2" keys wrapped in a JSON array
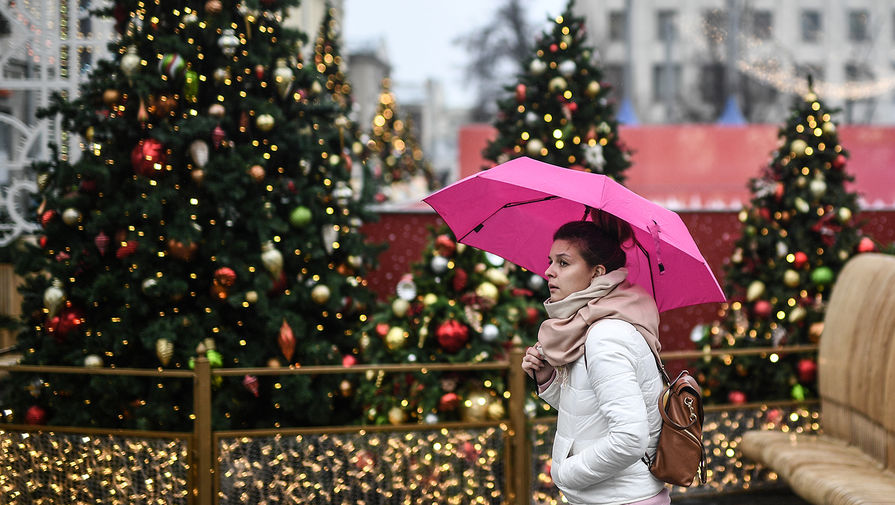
[{"x1": 545, "y1": 239, "x2": 603, "y2": 302}]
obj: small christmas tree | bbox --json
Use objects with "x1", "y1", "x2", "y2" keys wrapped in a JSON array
[
  {"x1": 354, "y1": 227, "x2": 546, "y2": 425},
  {"x1": 367, "y1": 78, "x2": 437, "y2": 203},
  {"x1": 312, "y1": 4, "x2": 375, "y2": 203},
  {"x1": 482, "y1": 0, "x2": 630, "y2": 182},
  {"x1": 6, "y1": 0, "x2": 380, "y2": 430},
  {"x1": 695, "y1": 88, "x2": 874, "y2": 405}
]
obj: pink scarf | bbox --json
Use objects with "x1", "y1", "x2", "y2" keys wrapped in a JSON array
[{"x1": 537, "y1": 268, "x2": 661, "y2": 367}]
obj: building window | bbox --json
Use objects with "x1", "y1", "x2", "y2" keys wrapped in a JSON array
[
  {"x1": 801, "y1": 10, "x2": 821, "y2": 43},
  {"x1": 603, "y1": 64, "x2": 624, "y2": 99},
  {"x1": 751, "y1": 10, "x2": 773, "y2": 39},
  {"x1": 657, "y1": 10, "x2": 677, "y2": 42},
  {"x1": 609, "y1": 11, "x2": 626, "y2": 41},
  {"x1": 652, "y1": 64, "x2": 681, "y2": 101},
  {"x1": 699, "y1": 64, "x2": 725, "y2": 105},
  {"x1": 848, "y1": 10, "x2": 869, "y2": 41}
]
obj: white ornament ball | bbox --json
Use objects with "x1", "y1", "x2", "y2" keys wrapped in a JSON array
[
  {"x1": 84, "y1": 354, "x2": 103, "y2": 368},
  {"x1": 528, "y1": 274, "x2": 546, "y2": 291},
  {"x1": 529, "y1": 59, "x2": 547, "y2": 74},
  {"x1": 558, "y1": 60, "x2": 577, "y2": 76},
  {"x1": 62, "y1": 208, "x2": 82, "y2": 226},
  {"x1": 689, "y1": 324, "x2": 705, "y2": 343},
  {"x1": 484, "y1": 252, "x2": 505, "y2": 266},
  {"x1": 396, "y1": 275, "x2": 417, "y2": 301},
  {"x1": 809, "y1": 178, "x2": 827, "y2": 198},
  {"x1": 481, "y1": 324, "x2": 500, "y2": 342},
  {"x1": 424, "y1": 413, "x2": 439, "y2": 424},
  {"x1": 430, "y1": 255, "x2": 449, "y2": 274}
]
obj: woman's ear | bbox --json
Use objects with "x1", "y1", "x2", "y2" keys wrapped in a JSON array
[{"x1": 593, "y1": 265, "x2": 606, "y2": 278}]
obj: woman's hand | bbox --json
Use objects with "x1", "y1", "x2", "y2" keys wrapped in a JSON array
[{"x1": 521, "y1": 345, "x2": 555, "y2": 385}]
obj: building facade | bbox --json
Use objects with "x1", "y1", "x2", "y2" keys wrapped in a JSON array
[{"x1": 573, "y1": 0, "x2": 895, "y2": 124}]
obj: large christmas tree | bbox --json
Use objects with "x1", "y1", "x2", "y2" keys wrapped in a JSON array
[
  {"x1": 482, "y1": 0, "x2": 630, "y2": 182},
  {"x1": 695, "y1": 89, "x2": 874, "y2": 405},
  {"x1": 5, "y1": 0, "x2": 380, "y2": 430},
  {"x1": 355, "y1": 227, "x2": 546, "y2": 425}
]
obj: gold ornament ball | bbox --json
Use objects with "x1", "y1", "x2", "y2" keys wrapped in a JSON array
[
  {"x1": 525, "y1": 138, "x2": 544, "y2": 156},
  {"x1": 62, "y1": 208, "x2": 82, "y2": 226},
  {"x1": 385, "y1": 326, "x2": 407, "y2": 350},
  {"x1": 804, "y1": 92, "x2": 817, "y2": 102},
  {"x1": 391, "y1": 298, "x2": 410, "y2": 317},
  {"x1": 249, "y1": 164, "x2": 265, "y2": 182},
  {"x1": 267, "y1": 357, "x2": 282, "y2": 368},
  {"x1": 256, "y1": 113, "x2": 275, "y2": 132},
  {"x1": 387, "y1": 406, "x2": 407, "y2": 425},
  {"x1": 311, "y1": 284, "x2": 331, "y2": 304},
  {"x1": 339, "y1": 379, "x2": 354, "y2": 398},
  {"x1": 191, "y1": 169, "x2": 205, "y2": 184},
  {"x1": 548, "y1": 76, "x2": 567, "y2": 92},
  {"x1": 788, "y1": 306, "x2": 807, "y2": 323},
  {"x1": 84, "y1": 354, "x2": 103, "y2": 368},
  {"x1": 837, "y1": 207, "x2": 852, "y2": 223},
  {"x1": 423, "y1": 293, "x2": 439, "y2": 306},
  {"x1": 783, "y1": 269, "x2": 800, "y2": 288},
  {"x1": 102, "y1": 89, "x2": 121, "y2": 106},
  {"x1": 475, "y1": 282, "x2": 500, "y2": 304},
  {"x1": 790, "y1": 139, "x2": 808, "y2": 157},
  {"x1": 746, "y1": 280, "x2": 766, "y2": 302},
  {"x1": 485, "y1": 268, "x2": 509, "y2": 287},
  {"x1": 461, "y1": 391, "x2": 490, "y2": 422},
  {"x1": 822, "y1": 121, "x2": 836, "y2": 136},
  {"x1": 245, "y1": 291, "x2": 258, "y2": 304},
  {"x1": 486, "y1": 400, "x2": 506, "y2": 421},
  {"x1": 585, "y1": 80, "x2": 601, "y2": 98}
]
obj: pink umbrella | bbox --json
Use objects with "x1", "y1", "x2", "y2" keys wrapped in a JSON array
[{"x1": 423, "y1": 157, "x2": 725, "y2": 312}]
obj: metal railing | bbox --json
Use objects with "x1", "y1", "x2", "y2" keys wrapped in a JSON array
[{"x1": 0, "y1": 343, "x2": 820, "y2": 504}]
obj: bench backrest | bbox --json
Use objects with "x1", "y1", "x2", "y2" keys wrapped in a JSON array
[{"x1": 818, "y1": 253, "x2": 895, "y2": 469}]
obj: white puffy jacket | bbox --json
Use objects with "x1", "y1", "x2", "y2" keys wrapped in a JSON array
[{"x1": 540, "y1": 319, "x2": 666, "y2": 505}]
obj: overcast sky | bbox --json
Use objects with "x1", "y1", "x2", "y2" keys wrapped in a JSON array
[{"x1": 342, "y1": 0, "x2": 568, "y2": 108}]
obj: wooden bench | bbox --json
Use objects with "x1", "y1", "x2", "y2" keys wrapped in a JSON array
[{"x1": 741, "y1": 253, "x2": 895, "y2": 504}]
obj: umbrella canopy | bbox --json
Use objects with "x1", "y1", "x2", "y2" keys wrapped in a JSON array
[{"x1": 423, "y1": 157, "x2": 725, "y2": 312}]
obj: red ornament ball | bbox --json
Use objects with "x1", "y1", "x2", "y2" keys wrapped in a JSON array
[
  {"x1": 451, "y1": 268, "x2": 468, "y2": 292},
  {"x1": 833, "y1": 154, "x2": 847, "y2": 170},
  {"x1": 857, "y1": 237, "x2": 876, "y2": 253},
  {"x1": 435, "y1": 234, "x2": 456, "y2": 257},
  {"x1": 436, "y1": 320, "x2": 469, "y2": 353},
  {"x1": 131, "y1": 138, "x2": 167, "y2": 178},
  {"x1": 375, "y1": 322, "x2": 390, "y2": 338},
  {"x1": 438, "y1": 392, "x2": 460, "y2": 412},
  {"x1": 727, "y1": 390, "x2": 747, "y2": 405},
  {"x1": 48, "y1": 307, "x2": 84, "y2": 341},
  {"x1": 797, "y1": 358, "x2": 818, "y2": 383},
  {"x1": 40, "y1": 210, "x2": 56, "y2": 227},
  {"x1": 793, "y1": 251, "x2": 809, "y2": 269},
  {"x1": 549, "y1": 43, "x2": 558, "y2": 52},
  {"x1": 25, "y1": 405, "x2": 47, "y2": 425},
  {"x1": 342, "y1": 354, "x2": 357, "y2": 368},
  {"x1": 515, "y1": 83, "x2": 526, "y2": 102},
  {"x1": 214, "y1": 267, "x2": 237, "y2": 287},
  {"x1": 752, "y1": 300, "x2": 773, "y2": 318}
]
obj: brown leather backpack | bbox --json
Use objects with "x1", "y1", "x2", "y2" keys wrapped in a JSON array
[{"x1": 642, "y1": 347, "x2": 707, "y2": 487}]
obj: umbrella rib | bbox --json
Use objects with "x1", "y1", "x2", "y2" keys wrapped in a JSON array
[{"x1": 459, "y1": 195, "x2": 559, "y2": 241}]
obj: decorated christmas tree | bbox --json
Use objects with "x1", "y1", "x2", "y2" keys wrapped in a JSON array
[
  {"x1": 5, "y1": 0, "x2": 380, "y2": 430},
  {"x1": 367, "y1": 78, "x2": 437, "y2": 203},
  {"x1": 695, "y1": 89, "x2": 875, "y2": 405},
  {"x1": 482, "y1": 0, "x2": 630, "y2": 182},
  {"x1": 311, "y1": 3, "x2": 375, "y2": 202},
  {"x1": 355, "y1": 227, "x2": 547, "y2": 425}
]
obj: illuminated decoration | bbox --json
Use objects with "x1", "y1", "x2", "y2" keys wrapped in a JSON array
[
  {"x1": 0, "y1": 429, "x2": 190, "y2": 504},
  {"x1": 217, "y1": 427, "x2": 505, "y2": 503}
]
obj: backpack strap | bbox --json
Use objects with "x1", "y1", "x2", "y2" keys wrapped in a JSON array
[{"x1": 647, "y1": 342, "x2": 672, "y2": 385}]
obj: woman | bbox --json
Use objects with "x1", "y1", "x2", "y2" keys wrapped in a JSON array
[{"x1": 521, "y1": 216, "x2": 670, "y2": 505}]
